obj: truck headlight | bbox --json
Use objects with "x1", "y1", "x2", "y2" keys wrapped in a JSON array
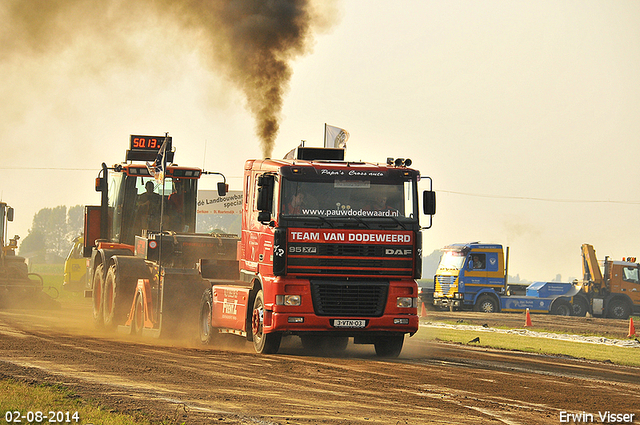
[
  {"x1": 434, "y1": 291, "x2": 443, "y2": 298},
  {"x1": 454, "y1": 292, "x2": 464, "y2": 299},
  {"x1": 397, "y1": 297, "x2": 417, "y2": 308},
  {"x1": 276, "y1": 295, "x2": 301, "y2": 306}
]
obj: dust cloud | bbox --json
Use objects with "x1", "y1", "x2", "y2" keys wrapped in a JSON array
[{"x1": 0, "y1": 0, "x2": 337, "y2": 158}]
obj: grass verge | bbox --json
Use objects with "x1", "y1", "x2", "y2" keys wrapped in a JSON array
[
  {"x1": 415, "y1": 326, "x2": 640, "y2": 367},
  {"x1": 0, "y1": 379, "x2": 157, "y2": 425}
]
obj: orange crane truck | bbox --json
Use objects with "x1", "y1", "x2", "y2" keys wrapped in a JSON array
[
  {"x1": 572, "y1": 244, "x2": 640, "y2": 319},
  {"x1": 84, "y1": 136, "x2": 436, "y2": 357}
]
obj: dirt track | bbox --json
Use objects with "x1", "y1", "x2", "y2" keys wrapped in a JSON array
[{"x1": 1, "y1": 300, "x2": 639, "y2": 425}]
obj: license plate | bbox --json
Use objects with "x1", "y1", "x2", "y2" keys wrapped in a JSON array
[{"x1": 333, "y1": 319, "x2": 366, "y2": 328}]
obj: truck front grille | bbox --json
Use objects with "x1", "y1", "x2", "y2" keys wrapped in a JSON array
[
  {"x1": 310, "y1": 280, "x2": 388, "y2": 317},
  {"x1": 435, "y1": 275, "x2": 455, "y2": 294}
]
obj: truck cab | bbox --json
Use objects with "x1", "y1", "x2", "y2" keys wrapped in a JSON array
[
  {"x1": 223, "y1": 146, "x2": 436, "y2": 356},
  {"x1": 433, "y1": 243, "x2": 505, "y2": 310}
]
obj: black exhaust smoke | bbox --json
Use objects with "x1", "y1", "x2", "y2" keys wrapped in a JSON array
[{"x1": 1, "y1": 0, "x2": 336, "y2": 158}]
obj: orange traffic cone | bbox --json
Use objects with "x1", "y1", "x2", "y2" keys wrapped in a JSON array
[
  {"x1": 524, "y1": 308, "x2": 533, "y2": 327},
  {"x1": 420, "y1": 302, "x2": 427, "y2": 318},
  {"x1": 628, "y1": 317, "x2": 636, "y2": 338}
]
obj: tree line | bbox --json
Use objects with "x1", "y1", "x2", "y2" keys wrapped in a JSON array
[{"x1": 18, "y1": 205, "x2": 83, "y2": 264}]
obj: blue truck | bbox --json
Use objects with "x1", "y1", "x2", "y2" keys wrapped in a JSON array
[{"x1": 432, "y1": 242, "x2": 577, "y2": 315}]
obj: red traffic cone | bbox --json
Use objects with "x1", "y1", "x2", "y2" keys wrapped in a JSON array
[
  {"x1": 524, "y1": 308, "x2": 533, "y2": 327},
  {"x1": 420, "y1": 302, "x2": 427, "y2": 318},
  {"x1": 628, "y1": 317, "x2": 636, "y2": 338}
]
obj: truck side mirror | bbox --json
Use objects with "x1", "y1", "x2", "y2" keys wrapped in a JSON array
[
  {"x1": 6, "y1": 207, "x2": 13, "y2": 222},
  {"x1": 256, "y1": 174, "x2": 275, "y2": 223},
  {"x1": 423, "y1": 190, "x2": 436, "y2": 215},
  {"x1": 95, "y1": 164, "x2": 108, "y2": 193},
  {"x1": 95, "y1": 177, "x2": 105, "y2": 192},
  {"x1": 217, "y1": 182, "x2": 227, "y2": 197}
]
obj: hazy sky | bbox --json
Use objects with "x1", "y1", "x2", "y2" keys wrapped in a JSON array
[{"x1": 1, "y1": 1, "x2": 639, "y2": 282}]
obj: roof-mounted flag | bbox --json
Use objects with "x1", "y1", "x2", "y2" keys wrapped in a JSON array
[
  {"x1": 146, "y1": 136, "x2": 170, "y2": 182},
  {"x1": 324, "y1": 124, "x2": 349, "y2": 149}
]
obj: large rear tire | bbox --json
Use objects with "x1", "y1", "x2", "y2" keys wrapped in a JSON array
[
  {"x1": 103, "y1": 264, "x2": 136, "y2": 330},
  {"x1": 251, "y1": 290, "x2": 281, "y2": 354},
  {"x1": 91, "y1": 264, "x2": 105, "y2": 328}
]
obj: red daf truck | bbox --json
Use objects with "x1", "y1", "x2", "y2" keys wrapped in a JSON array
[
  {"x1": 85, "y1": 137, "x2": 436, "y2": 357},
  {"x1": 200, "y1": 146, "x2": 436, "y2": 356}
]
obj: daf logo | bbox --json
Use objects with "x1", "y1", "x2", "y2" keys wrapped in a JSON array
[{"x1": 385, "y1": 248, "x2": 412, "y2": 256}]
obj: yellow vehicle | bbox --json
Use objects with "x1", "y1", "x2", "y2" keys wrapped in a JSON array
[
  {"x1": 573, "y1": 244, "x2": 640, "y2": 319},
  {"x1": 63, "y1": 236, "x2": 89, "y2": 292}
]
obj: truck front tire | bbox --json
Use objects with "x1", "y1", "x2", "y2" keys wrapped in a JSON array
[
  {"x1": 474, "y1": 295, "x2": 498, "y2": 313},
  {"x1": 251, "y1": 290, "x2": 282, "y2": 354},
  {"x1": 607, "y1": 299, "x2": 630, "y2": 320}
]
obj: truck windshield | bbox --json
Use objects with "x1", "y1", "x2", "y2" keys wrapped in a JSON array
[
  {"x1": 280, "y1": 179, "x2": 417, "y2": 219},
  {"x1": 130, "y1": 176, "x2": 197, "y2": 234},
  {"x1": 438, "y1": 251, "x2": 466, "y2": 270}
]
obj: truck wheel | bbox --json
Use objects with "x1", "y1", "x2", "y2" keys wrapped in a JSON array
[
  {"x1": 474, "y1": 295, "x2": 498, "y2": 313},
  {"x1": 607, "y1": 299, "x2": 630, "y2": 320},
  {"x1": 374, "y1": 334, "x2": 404, "y2": 358},
  {"x1": 199, "y1": 288, "x2": 215, "y2": 345},
  {"x1": 131, "y1": 292, "x2": 144, "y2": 336},
  {"x1": 571, "y1": 297, "x2": 588, "y2": 317},
  {"x1": 551, "y1": 301, "x2": 572, "y2": 316},
  {"x1": 103, "y1": 264, "x2": 134, "y2": 330},
  {"x1": 251, "y1": 290, "x2": 281, "y2": 354},
  {"x1": 91, "y1": 264, "x2": 105, "y2": 328}
]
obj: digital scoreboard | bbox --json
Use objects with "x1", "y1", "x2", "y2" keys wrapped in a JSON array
[{"x1": 126, "y1": 135, "x2": 174, "y2": 162}]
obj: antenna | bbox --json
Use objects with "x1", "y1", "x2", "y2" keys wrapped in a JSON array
[{"x1": 203, "y1": 139, "x2": 207, "y2": 169}]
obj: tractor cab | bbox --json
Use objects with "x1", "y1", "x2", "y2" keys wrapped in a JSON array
[{"x1": 84, "y1": 136, "x2": 220, "y2": 252}]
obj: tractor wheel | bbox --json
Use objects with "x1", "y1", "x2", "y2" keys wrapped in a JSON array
[
  {"x1": 251, "y1": 290, "x2": 281, "y2": 354},
  {"x1": 103, "y1": 264, "x2": 134, "y2": 330},
  {"x1": 374, "y1": 334, "x2": 404, "y2": 358},
  {"x1": 91, "y1": 264, "x2": 105, "y2": 328},
  {"x1": 551, "y1": 300, "x2": 572, "y2": 316},
  {"x1": 474, "y1": 295, "x2": 499, "y2": 313},
  {"x1": 199, "y1": 288, "x2": 215, "y2": 345},
  {"x1": 131, "y1": 292, "x2": 145, "y2": 336},
  {"x1": 607, "y1": 299, "x2": 631, "y2": 320}
]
